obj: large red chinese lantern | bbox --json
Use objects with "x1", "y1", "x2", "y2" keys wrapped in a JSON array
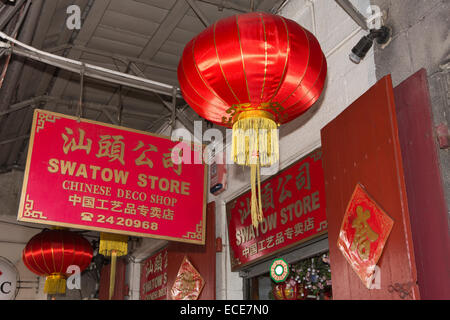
[
  {"x1": 22, "y1": 229, "x2": 93, "y2": 295},
  {"x1": 178, "y1": 12, "x2": 327, "y2": 227}
]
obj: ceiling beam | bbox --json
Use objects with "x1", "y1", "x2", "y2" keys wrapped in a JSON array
[
  {"x1": 196, "y1": 0, "x2": 251, "y2": 13},
  {"x1": 2, "y1": 42, "x2": 180, "y2": 97},
  {"x1": 0, "y1": 0, "x2": 27, "y2": 30},
  {"x1": 138, "y1": 0, "x2": 190, "y2": 60},
  {"x1": 49, "y1": 0, "x2": 111, "y2": 99},
  {"x1": 185, "y1": 0, "x2": 211, "y2": 27},
  {"x1": 47, "y1": 44, "x2": 177, "y2": 72}
]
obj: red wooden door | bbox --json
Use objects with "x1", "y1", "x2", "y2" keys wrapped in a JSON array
[
  {"x1": 321, "y1": 75, "x2": 419, "y2": 300},
  {"x1": 99, "y1": 257, "x2": 127, "y2": 300},
  {"x1": 166, "y1": 201, "x2": 216, "y2": 300},
  {"x1": 393, "y1": 69, "x2": 450, "y2": 299}
]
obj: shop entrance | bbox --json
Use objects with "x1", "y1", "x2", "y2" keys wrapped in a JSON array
[
  {"x1": 240, "y1": 235, "x2": 330, "y2": 300},
  {"x1": 248, "y1": 250, "x2": 332, "y2": 300}
]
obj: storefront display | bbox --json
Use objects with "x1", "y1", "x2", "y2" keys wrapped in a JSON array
[{"x1": 253, "y1": 252, "x2": 332, "y2": 300}]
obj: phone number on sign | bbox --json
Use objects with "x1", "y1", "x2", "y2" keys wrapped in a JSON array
[{"x1": 80, "y1": 212, "x2": 159, "y2": 231}]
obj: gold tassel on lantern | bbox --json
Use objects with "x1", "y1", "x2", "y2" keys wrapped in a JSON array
[
  {"x1": 44, "y1": 273, "x2": 66, "y2": 295},
  {"x1": 99, "y1": 232, "x2": 128, "y2": 300},
  {"x1": 232, "y1": 110, "x2": 279, "y2": 228}
]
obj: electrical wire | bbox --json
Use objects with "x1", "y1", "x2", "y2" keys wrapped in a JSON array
[{"x1": 0, "y1": 31, "x2": 179, "y2": 98}]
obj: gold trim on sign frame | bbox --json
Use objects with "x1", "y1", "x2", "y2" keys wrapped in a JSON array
[
  {"x1": 17, "y1": 109, "x2": 208, "y2": 245},
  {"x1": 36, "y1": 113, "x2": 60, "y2": 133},
  {"x1": 182, "y1": 221, "x2": 203, "y2": 241},
  {"x1": 23, "y1": 194, "x2": 47, "y2": 220}
]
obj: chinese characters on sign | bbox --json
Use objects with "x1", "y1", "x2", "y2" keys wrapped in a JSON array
[
  {"x1": 337, "y1": 184, "x2": 394, "y2": 289},
  {"x1": 140, "y1": 248, "x2": 168, "y2": 300},
  {"x1": 18, "y1": 109, "x2": 206, "y2": 244},
  {"x1": 226, "y1": 149, "x2": 328, "y2": 270}
]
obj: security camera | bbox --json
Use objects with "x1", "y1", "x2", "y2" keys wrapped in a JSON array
[{"x1": 350, "y1": 26, "x2": 391, "y2": 64}]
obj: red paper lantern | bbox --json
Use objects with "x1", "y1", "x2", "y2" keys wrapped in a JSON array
[
  {"x1": 22, "y1": 229, "x2": 93, "y2": 295},
  {"x1": 178, "y1": 12, "x2": 327, "y2": 227}
]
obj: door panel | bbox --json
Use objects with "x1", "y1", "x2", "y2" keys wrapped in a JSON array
[
  {"x1": 166, "y1": 201, "x2": 216, "y2": 300},
  {"x1": 321, "y1": 75, "x2": 419, "y2": 300},
  {"x1": 394, "y1": 69, "x2": 450, "y2": 299}
]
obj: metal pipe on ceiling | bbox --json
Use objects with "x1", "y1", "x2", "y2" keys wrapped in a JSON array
[
  {"x1": 334, "y1": 0, "x2": 369, "y2": 31},
  {"x1": 0, "y1": 0, "x2": 42, "y2": 113},
  {"x1": 0, "y1": 0, "x2": 27, "y2": 30},
  {"x1": 0, "y1": 31, "x2": 182, "y2": 98}
]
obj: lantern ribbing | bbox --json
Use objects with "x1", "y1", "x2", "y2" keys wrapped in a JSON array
[{"x1": 178, "y1": 12, "x2": 327, "y2": 227}]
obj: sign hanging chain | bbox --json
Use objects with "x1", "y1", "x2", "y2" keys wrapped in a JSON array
[{"x1": 77, "y1": 63, "x2": 85, "y2": 122}]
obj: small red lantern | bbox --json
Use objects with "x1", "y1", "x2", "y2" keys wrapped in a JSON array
[
  {"x1": 178, "y1": 12, "x2": 327, "y2": 227},
  {"x1": 22, "y1": 229, "x2": 93, "y2": 295}
]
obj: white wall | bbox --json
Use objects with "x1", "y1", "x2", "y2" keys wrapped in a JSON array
[{"x1": 212, "y1": 0, "x2": 377, "y2": 299}]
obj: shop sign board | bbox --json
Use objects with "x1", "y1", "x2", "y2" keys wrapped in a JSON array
[
  {"x1": 140, "y1": 248, "x2": 168, "y2": 300},
  {"x1": 0, "y1": 257, "x2": 18, "y2": 300},
  {"x1": 226, "y1": 149, "x2": 328, "y2": 271},
  {"x1": 18, "y1": 109, "x2": 207, "y2": 244}
]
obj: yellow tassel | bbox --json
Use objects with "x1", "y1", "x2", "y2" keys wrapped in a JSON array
[
  {"x1": 99, "y1": 232, "x2": 128, "y2": 257},
  {"x1": 232, "y1": 111, "x2": 279, "y2": 228},
  {"x1": 231, "y1": 111, "x2": 279, "y2": 167},
  {"x1": 250, "y1": 163, "x2": 264, "y2": 228},
  {"x1": 44, "y1": 273, "x2": 66, "y2": 295},
  {"x1": 99, "y1": 233, "x2": 128, "y2": 300},
  {"x1": 109, "y1": 250, "x2": 117, "y2": 300}
]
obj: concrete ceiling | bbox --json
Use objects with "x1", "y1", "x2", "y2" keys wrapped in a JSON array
[{"x1": 0, "y1": 0, "x2": 284, "y2": 172}]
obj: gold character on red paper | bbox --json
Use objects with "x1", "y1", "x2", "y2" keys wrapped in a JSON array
[
  {"x1": 238, "y1": 198, "x2": 250, "y2": 225},
  {"x1": 277, "y1": 175, "x2": 292, "y2": 204},
  {"x1": 296, "y1": 162, "x2": 311, "y2": 191},
  {"x1": 62, "y1": 127, "x2": 92, "y2": 155},
  {"x1": 96, "y1": 135, "x2": 125, "y2": 165},
  {"x1": 350, "y1": 206, "x2": 379, "y2": 261},
  {"x1": 154, "y1": 253, "x2": 163, "y2": 273},
  {"x1": 133, "y1": 141, "x2": 158, "y2": 168},
  {"x1": 162, "y1": 148, "x2": 183, "y2": 176},
  {"x1": 261, "y1": 183, "x2": 275, "y2": 211}
]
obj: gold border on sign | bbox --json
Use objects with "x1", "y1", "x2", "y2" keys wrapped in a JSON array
[
  {"x1": 17, "y1": 109, "x2": 207, "y2": 245},
  {"x1": 36, "y1": 113, "x2": 60, "y2": 133},
  {"x1": 22, "y1": 194, "x2": 47, "y2": 220}
]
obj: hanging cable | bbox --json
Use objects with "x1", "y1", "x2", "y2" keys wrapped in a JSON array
[{"x1": 77, "y1": 62, "x2": 85, "y2": 121}]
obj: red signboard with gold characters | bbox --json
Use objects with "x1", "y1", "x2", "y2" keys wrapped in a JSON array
[
  {"x1": 338, "y1": 184, "x2": 394, "y2": 289},
  {"x1": 140, "y1": 248, "x2": 168, "y2": 300},
  {"x1": 17, "y1": 109, "x2": 207, "y2": 244},
  {"x1": 226, "y1": 149, "x2": 327, "y2": 271}
]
